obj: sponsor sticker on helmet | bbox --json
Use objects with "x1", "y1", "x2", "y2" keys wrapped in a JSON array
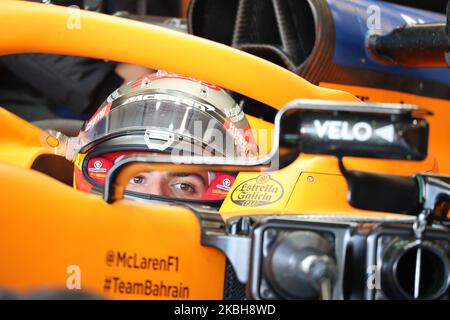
[
  {"x1": 122, "y1": 93, "x2": 216, "y2": 112},
  {"x1": 106, "y1": 89, "x2": 121, "y2": 103},
  {"x1": 131, "y1": 71, "x2": 222, "y2": 91},
  {"x1": 87, "y1": 157, "x2": 113, "y2": 182},
  {"x1": 224, "y1": 118, "x2": 257, "y2": 157},
  {"x1": 230, "y1": 174, "x2": 284, "y2": 207},
  {"x1": 218, "y1": 178, "x2": 232, "y2": 191},
  {"x1": 225, "y1": 104, "x2": 245, "y2": 123},
  {"x1": 85, "y1": 103, "x2": 111, "y2": 132},
  {"x1": 201, "y1": 174, "x2": 236, "y2": 200}
]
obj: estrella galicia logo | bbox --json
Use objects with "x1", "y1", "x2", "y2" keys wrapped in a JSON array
[{"x1": 231, "y1": 174, "x2": 284, "y2": 207}]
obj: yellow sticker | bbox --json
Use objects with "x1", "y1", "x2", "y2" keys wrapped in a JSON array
[
  {"x1": 45, "y1": 135, "x2": 59, "y2": 148},
  {"x1": 230, "y1": 174, "x2": 284, "y2": 207}
]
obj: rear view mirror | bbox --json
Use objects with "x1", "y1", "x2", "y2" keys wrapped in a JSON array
[
  {"x1": 278, "y1": 100, "x2": 431, "y2": 160},
  {"x1": 102, "y1": 99, "x2": 432, "y2": 203}
]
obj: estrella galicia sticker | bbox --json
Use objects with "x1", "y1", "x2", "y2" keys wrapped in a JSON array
[{"x1": 231, "y1": 174, "x2": 284, "y2": 207}]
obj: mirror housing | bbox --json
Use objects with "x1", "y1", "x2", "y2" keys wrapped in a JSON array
[
  {"x1": 103, "y1": 99, "x2": 432, "y2": 204},
  {"x1": 279, "y1": 100, "x2": 431, "y2": 160}
]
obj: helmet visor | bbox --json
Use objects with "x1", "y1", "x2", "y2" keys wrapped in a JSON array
[{"x1": 77, "y1": 92, "x2": 240, "y2": 158}]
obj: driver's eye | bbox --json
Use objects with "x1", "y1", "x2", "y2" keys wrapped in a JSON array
[
  {"x1": 131, "y1": 175, "x2": 145, "y2": 185},
  {"x1": 172, "y1": 183, "x2": 195, "y2": 193}
]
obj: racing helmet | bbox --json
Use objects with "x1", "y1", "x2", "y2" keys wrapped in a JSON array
[{"x1": 51, "y1": 71, "x2": 258, "y2": 202}]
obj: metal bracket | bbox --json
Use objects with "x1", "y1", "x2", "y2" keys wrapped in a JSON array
[
  {"x1": 202, "y1": 234, "x2": 251, "y2": 284},
  {"x1": 179, "y1": 204, "x2": 251, "y2": 284}
]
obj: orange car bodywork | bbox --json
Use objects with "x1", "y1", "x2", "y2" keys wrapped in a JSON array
[{"x1": 0, "y1": 0, "x2": 447, "y2": 299}]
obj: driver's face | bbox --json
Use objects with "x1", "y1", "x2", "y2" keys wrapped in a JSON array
[{"x1": 126, "y1": 171, "x2": 210, "y2": 200}]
